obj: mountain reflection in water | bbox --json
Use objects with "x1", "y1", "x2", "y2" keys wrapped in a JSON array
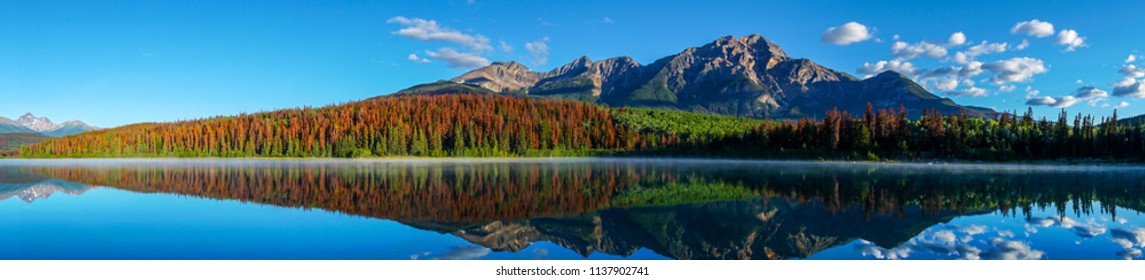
[{"x1": 1, "y1": 159, "x2": 1143, "y2": 260}]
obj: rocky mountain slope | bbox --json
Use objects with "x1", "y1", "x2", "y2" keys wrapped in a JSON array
[
  {"x1": 3, "y1": 113, "x2": 99, "y2": 137},
  {"x1": 430, "y1": 34, "x2": 992, "y2": 119},
  {"x1": 0, "y1": 117, "x2": 37, "y2": 134}
]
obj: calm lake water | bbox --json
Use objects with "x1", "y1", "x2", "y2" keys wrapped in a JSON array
[{"x1": 1, "y1": 158, "x2": 1143, "y2": 260}]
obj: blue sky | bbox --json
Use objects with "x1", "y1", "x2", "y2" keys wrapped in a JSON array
[{"x1": 2, "y1": 0, "x2": 1143, "y2": 127}]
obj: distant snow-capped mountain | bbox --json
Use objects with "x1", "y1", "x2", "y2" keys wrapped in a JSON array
[{"x1": 6, "y1": 113, "x2": 99, "y2": 137}]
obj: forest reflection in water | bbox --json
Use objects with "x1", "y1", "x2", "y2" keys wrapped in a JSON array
[{"x1": 2, "y1": 159, "x2": 1143, "y2": 260}]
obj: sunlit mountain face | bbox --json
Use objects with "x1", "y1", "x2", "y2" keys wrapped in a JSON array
[{"x1": 1, "y1": 159, "x2": 1142, "y2": 260}]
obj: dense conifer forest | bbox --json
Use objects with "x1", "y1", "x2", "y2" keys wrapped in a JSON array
[{"x1": 17, "y1": 93, "x2": 1145, "y2": 162}]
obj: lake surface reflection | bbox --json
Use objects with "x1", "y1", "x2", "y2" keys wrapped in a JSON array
[{"x1": 2, "y1": 159, "x2": 1143, "y2": 260}]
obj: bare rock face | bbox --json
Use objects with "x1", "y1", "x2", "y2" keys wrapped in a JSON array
[
  {"x1": 3, "y1": 113, "x2": 99, "y2": 137},
  {"x1": 436, "y1": 34, "x2": 992, "y2": 119},
  {"x1": 16, "y1": 113, "x2": 59, "y2": 132},
  {"x1": 450, "y1": 61, "x2": 542, "y2": 93}
]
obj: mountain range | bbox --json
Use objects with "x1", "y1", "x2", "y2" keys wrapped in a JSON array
[
  {"x1": 404, "y1": 34, "x2": 994, "y2": 119},
  {"x1": 0, "y1": 113, "x2": 98, "y2": 137},
  {"x1": 0, "y1": 180, "x2": 95, "y2": 203},
  {"x1": 404, "y1": 199, "x2": 986, "y2": 260}
]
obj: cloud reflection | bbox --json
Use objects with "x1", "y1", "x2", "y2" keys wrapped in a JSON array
[
  {"x1": 1117, "y1": 248, "x2": 1142, "y2": 260},
  {"x1": 854, "y1": 240, "x2": 912, "y2": 260},
  {"x1": 980, "y1": 238, "x2": 1044, "y2": 260},
  {"x1": 431, "y1": 245, "x2": 492, "y2": 260},
  {"x1": 1110, "y1": 227, "x2": 1145, "y2": 247},
  {"x1": 853, "y1": 223, "x2": 1047, "y2": 260},
  {"x1": 1026, "y1": 216, "x2": 1108, "y2": 238}
]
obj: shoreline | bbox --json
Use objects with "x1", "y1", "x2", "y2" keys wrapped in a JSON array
[{"x1": 4, "y1": 156, "x2": 1145, "y2": 170}]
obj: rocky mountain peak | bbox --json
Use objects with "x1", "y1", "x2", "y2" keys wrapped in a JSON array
[
  {"x1": 451, "y1": 61, "x2": 541, "y2": 92},
  {"x1": 3, "y1": 113, "x2": 100, "y2": 136},
  {"x1": 873, "y1": 70, "x2": 909, "y2": 80},
  {"x1": 16, "y1": 113, "x2": 60, "y2": 132},
  {"x1": 548, "y1": 56, "x2": 595, "y2": 77},
  {"x1": 740, "y1": 34, "x2": 788, "y2": 61},
  {"x1": 431, "y1": 34, "x2": 992, "y2": 119},
  {"x1": 592, "y1": 56, "x2": 640, "y2": 79},
  {"x1": 571, "y1": 55, "x2": 592, "y2": 65},
  {"x1": 489, "y1": 61, "x2": 530, "y2": 70},
  {"x1": 680, "y1": 34, "x2": 792, "y2": 74}
]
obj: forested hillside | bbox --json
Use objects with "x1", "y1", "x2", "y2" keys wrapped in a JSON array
[
  {"x1": 20, "y1": 95, "x2": 637, "y2": 158},
  {"x1": 0, "y1": 133, "x2": 51, "y2": 156},
  {"x1": 20, "y1": 93, "x2": 1145, "y2": 162}
]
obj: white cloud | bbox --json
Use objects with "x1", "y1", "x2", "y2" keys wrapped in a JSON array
[
  {"x1": 1027, "y1": 86, "x2": 1107, "y2": 108},
  {"x1": 1030, "y1": 95, "x2": 1053, "y2": 105},
  {"x1": 1015, "y1": 39, "x2": 1030, "y2": 51},
  {"x1": 935, "y1": 77, "x2": 959, "y2": 91},
  {"x1": 1044, "y1": 95, "x2": 1076, "y2": 108},
  {"x1": 952, "y1": 53, "x2": 970, "y2": 64},
  {"x1": 959, "y1": 61, "x2": 984, "y2": 78},
  {"x1": 856, "y1": 60, "x2": 916, "y2": 77},
  {"x1": 998, "y1": 85, "x2": 1017, "y2": 93},
  {"x1": 948, "y1": 32, "x2": 967, "y2": 46},
  {"x1": 1115, "y1": 76, "x2": 1137, "y2": 87},
  {"x1": 425, "y1": 48, "x2": 490, "y2": 69},
  {"x1": 525, "y1": 37, "x2": 551, "y2": 66},
  {"x1": 1113, "y1": 77, "x2": 1145, "y2": 98},
  {"x1": 821, "y1": 22, "x2": 874, "y2": 45},
  {"x1": 1075, "y1": 86, "x2": 1109, "y2": 99},
  {"x1": 1026, "y1": 96, "x2": 1057, "y2": 106},
  {"x1": 1011, "y1": 19, "x2": 1055, "y2": 38},
  {"x1": 407, "y1": 53, "x2": 430, "y2": 64},
  {"x1": 892, "y1": 41, "x2": 948, "y2": 60},
  {"x1": 1116, "y1": 101, "x2": 1130, "y2": 108},
  {"x1": 499, "y1": 40, "x2": 514, "y2": 53},
  {"x1": 950, "y1": 86, "x2": 989, "y2": 97},
  {"x1": 1055, "y1": 29, "x2": 1086, "y2": 52},
  {"x1": 922, "y1": 66, "x2": 958, "y2": 79},
  {"x1": 1120, "y1": 65, "x2": 1145, "y2": 78},
  {"x1": 967, "y1": 42, "x2": 1009, "y2": 56},
  {"x1": 387, "y1": 16, "x2": 493, "y2": 53},
  {"x1": 952, "y1": 41, "x2": 1008, "y2": 64},
  {"x1": 602, "y1": 17, "x2": 614, "y2": 24},
  {"x1": 1128, "y1": 55, "x2": 1138, "y2": 64},
  {"x1": 920, "y1": 63, "x2": 982, "y2": 80},
  {"x1": 982, "y1": 57, "x2": 1048, "y2": 85},
  {"x1": 1025, "y1": 88, "x2": 1041, "y2": 99}
]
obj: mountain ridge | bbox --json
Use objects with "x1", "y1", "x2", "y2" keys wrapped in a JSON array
[
  {"x1": 433, "y1": 34, "x2": 992, "y2": 119},
  {"x1": 3, "y1": 113, "x2": 99, "y2": 137}
]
